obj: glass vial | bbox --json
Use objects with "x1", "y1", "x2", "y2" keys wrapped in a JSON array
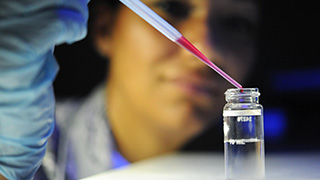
[{"x1": 223, "y1": 88, "x2": 265, "y2": 180}]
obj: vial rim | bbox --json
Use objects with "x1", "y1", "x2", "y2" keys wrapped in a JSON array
[{"x1": 225, "y1": 88, "x2": 260, "y2": 97}]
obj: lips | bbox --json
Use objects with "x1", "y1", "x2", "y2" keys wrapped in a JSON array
[{"x1": 168, "y1": 73, "x2": 219, "y2": 97}]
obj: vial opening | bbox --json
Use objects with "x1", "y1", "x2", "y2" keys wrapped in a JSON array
[
  {"x1": 225, "y1": 88, "x2": 260, "y2": 97},
  {"x1": 225, "y1": 88, "x2": 260, "y2": 103}
]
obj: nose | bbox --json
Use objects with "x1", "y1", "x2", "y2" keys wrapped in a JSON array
[{"x1": 177, "y1": 10, "x2": 222, "y2": 72}]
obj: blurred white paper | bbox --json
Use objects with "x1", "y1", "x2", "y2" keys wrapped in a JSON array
[
  {"x1": 82, "y1": 153, "x2": 225, "y2": 180},
  {"x1": 82, "y1": 152, "x2": 320, "y2": 180}
]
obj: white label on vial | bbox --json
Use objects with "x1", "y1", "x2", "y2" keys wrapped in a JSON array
[
  {"x1": 237, "y1": 116, "x2": 252, "y2": 122},
  {"x1": 225, "y1": 138, "x2": 259, "y2": 145},
  {"x1": 223, "y1": 110, "x2": 261, "y2": 117}
]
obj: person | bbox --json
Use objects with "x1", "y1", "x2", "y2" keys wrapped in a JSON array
[{"x1": 0, "y1": 0, "x2": 260, "y2": 179}]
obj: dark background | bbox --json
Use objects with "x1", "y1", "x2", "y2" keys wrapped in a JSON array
[
  {"x1": 53, "y1": 0, "x2": 320, "y2": 152},
  {"x1": 252, "y1": 0, "x2": 320, "y2": 151}
]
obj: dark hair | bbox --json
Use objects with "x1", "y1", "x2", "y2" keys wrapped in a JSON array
[
  {"x1": 87, "y1": 0, "x2": 122, "y2": 37},
  {"x1": 90, "y1": 0, "x2": 120, "y2": 9},
  {"x1": 88, "y1": 0, "x2": 120, "y2": 25}
]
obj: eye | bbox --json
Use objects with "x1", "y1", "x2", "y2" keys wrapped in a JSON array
[
  {"x1": 152, "y1": 0, "x2": 192, "y2": 20},
  {"x1": 218, "y1": 16, "x2": 256, "y2": 35},
  {"x1": 208, "y1": 15, "x2": 258, "y2": 49}
]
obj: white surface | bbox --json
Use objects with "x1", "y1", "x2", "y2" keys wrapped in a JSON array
[{"x1": 82, "y1": 152, "x2": 320, "y2": 180}]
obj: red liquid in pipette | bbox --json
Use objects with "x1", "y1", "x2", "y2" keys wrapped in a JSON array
[{"x1": 176, "y1": 36, "x2": 243, "y2": 89}]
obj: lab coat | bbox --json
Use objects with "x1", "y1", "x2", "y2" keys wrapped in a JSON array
[{"x1": 35, "y1": 85, "x2": 129, "y2": 180}]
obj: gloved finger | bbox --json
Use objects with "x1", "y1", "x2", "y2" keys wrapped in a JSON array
[{"x1": 0, "y1": 0, "x2": 89, "y2": 48}]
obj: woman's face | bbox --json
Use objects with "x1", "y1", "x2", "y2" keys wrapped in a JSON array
[{"x1": 98, "y1": 0, "x2": 259, "y2": 135}]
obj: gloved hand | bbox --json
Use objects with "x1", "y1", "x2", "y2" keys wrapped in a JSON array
[{"x1": 0, "y1": 0, "x2": 89, "y2": 179}]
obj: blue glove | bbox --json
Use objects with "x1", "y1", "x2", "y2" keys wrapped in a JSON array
[{"x1": 0, "y1": 0, "x2": 89, "y2": 179}]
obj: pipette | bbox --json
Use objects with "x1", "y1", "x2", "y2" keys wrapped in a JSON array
[{"x1": 119, "y1": 0, "x2": 243, "y2": 89}]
